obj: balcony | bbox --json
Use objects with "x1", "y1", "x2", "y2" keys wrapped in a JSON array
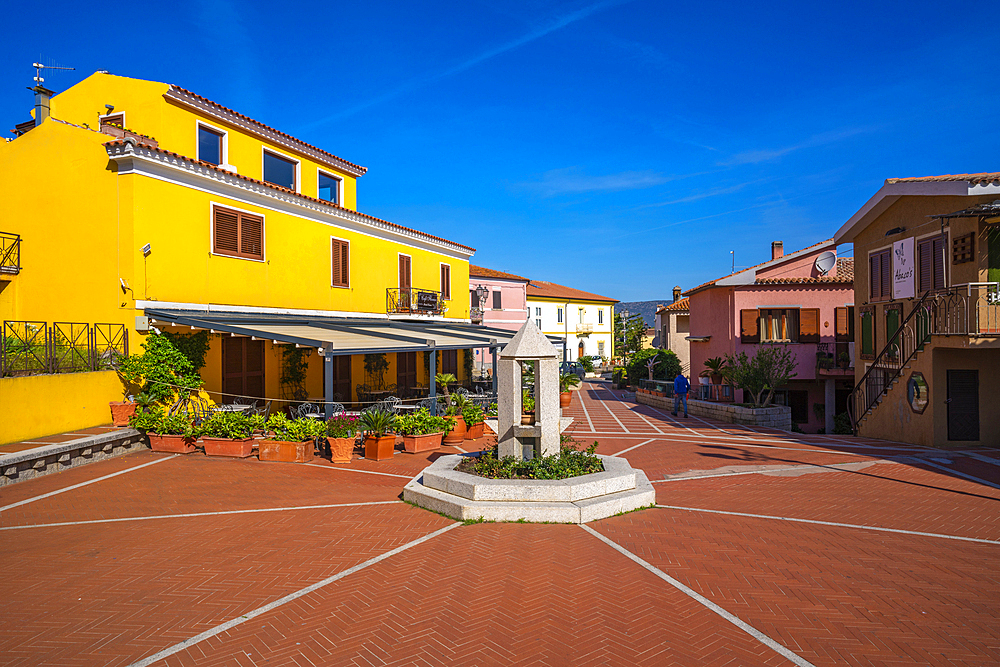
[
  {"x1": 387, "y1": 288, "x2": 443, "y2": 316},
  {"x1": 0, "y1": 231, "x2": 20, "y2": 275},
  {"x1": 576, "y1": 323, "x2": 593, "y2": 336}
]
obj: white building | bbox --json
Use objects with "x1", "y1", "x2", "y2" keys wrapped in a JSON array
[
  {"x1": 655, "y1": 286, "x2": 691, "y2": 375},
  {"x1": 526, "y1": 280, "x2": 617, "y2": 363}
]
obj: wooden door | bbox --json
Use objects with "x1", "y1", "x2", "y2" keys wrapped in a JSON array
[
  {"x1": 399, "y1": 255, "x2": 412, "y2": 310},
  {"x1": 396, "y1": 352, "x2": 417, "y2": 394},
  {"x1": 947, "y1": 370, "x2": 979, "y2": 441},
  {"x1": 334, "y1": 355, "x2": 351, "y2": 402},
  {"x1": 222, "y1": 337, "x2": 265, "y2": 400}
]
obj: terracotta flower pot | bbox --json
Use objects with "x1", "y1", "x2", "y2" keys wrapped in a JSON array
[
  {"x1": 259, "y1": 440, "x2": 314, "y2": 463},
  {"x1": 402, "y1": 432, "x2": 443, "y2": 453},
  {"x1": 463, "y1": 422, "x2": 484, "y2": 440},
  {"x1": 521, "y1": 412, "x2": 535, "y2": 425},
  {"x1": 202, "y1": 437, "x2": 255, "y2": 458},
  {"x1": 560, "y1": 391, "x2": 572, "y2": 408},
  {"x1": 110, "y1": 401, "x2": 136, "y2": 427},
  {"x1": 328, "y1": 437, "x2": 356, "y2": 463},
  {"x1": 443, "y1": 416, "x2": 466, "y2": 444},
  {"x1": 364, "y1": 434, "x2": 396, "y2": 461},
  {"x1": 148, "y1": 433, "x2": 198, "y2": 454}
]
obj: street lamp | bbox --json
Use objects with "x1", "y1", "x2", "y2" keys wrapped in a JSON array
[{"x1": 475, "y1": 284, "x2": 488, "y2": 308}]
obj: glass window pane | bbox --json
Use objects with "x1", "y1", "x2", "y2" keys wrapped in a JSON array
[
  {"x1": 318, "y1": 172, "x2": 339, "y2": 204},
  {"x1": 263, "y1": 151, "x2": 296, "y2": 189},
  {"x1": 198, "y1": 127, "x2": 222, "y2": 165}
]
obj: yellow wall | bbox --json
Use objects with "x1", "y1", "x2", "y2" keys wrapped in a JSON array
[
  {"x1": 0, "y1": 371, "x2": 121, "y2": 445},
  {"x1": 48, "y1": 73, "x2": 359, "y2": 210}
]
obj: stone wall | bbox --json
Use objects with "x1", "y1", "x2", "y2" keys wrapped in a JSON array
[
  {"x1": 0, "y1": 428, "x2": 143, "y2": 487},
  {"x1": 635, "y1": 391, "x2": 791, "y2": 431}
]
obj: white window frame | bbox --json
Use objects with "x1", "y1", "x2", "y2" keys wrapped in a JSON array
[
  {"x1": 197, "y1": 120, "x2": 229, "y2": 168},
  {"x1": 208, "y1": 201, "x2": 266, "y2": 263},
  {"x1": 261, "y1": 147, "x2": 301, "y2": 193},
  {"x1": 330, "y1": 235, "x2": 350, "y2": 289},
  {"x1": 578, "y1": 307, "x2": 585, "y2": 324},
  {"x1": 536, "y1": 318, "x2": 542, "y2": 329},
  {"x1": 317, "y1": 169, "x2": 344, "y2": 205}
]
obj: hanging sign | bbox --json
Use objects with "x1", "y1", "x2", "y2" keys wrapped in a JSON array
[
  {"x1": 892, "y1": 237, "x2": 915, "y2": 299},
  {"x1": 416, "y1": 291, "x2": 439, "y2": 311}
]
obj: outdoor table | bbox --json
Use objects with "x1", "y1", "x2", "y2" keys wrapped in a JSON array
[
  {"x1": 212, "y1": 404, "x2": 253, "y2": 413},
  {"x1": 396, "y1": 404, "x2": 419, "y2": 412}
]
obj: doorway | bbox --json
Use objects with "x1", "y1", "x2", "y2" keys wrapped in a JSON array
[
  {"x1": 578, "y1": 340, "x2": 585, "y2": 360},
  {"x1": 222, "y1": 337, "x2": 265, "y2": 401},
  {"x1": 947, "y1": 369, "x2": 979, "y2": 441}
]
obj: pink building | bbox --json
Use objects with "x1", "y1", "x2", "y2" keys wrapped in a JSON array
[
  {"x1": 468, "y1": 265, "x2": 530, "y2": 372},
  {"x1": 684, "y1": 240, "x2": 855, "y2": 433}
]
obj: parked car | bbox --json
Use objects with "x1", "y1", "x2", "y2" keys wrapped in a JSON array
[{"x1": 560, "y1": 361, "x2": 586, "y2": 380}]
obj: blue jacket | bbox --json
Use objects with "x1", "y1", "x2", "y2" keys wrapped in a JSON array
[{"x1": 673, "y1": 375, "x2": 690, "y2": 394}]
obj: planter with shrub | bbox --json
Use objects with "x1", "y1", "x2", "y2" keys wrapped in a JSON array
[
  {"x1": 201, "y1": 411, "x2": 263, "y2": 458},
  {"x1": 395, "y1": 408, "x2": 451, "y2": 453},
  {"x1": 131, "y1": 408, "x2": 200, "y2": 454},
  {"x1": 559, "y1": 372, "x2": 581, "y2": 408},
  {"x1": 521, "y1": 390, "x2": 536, "y2": 425},
  {"x1": 326, "y1": 414, "x2": 361, "y2": 463},
  {"x1": 443, "y1": 394, "x2": 468, "y2": 444},
  {"x1": 462, "y1": 402, "x2": 485, "y2": 440},
  {"x1": 360, "y1": 409, "x2": 396, "y2": 461},
  {"x1": 259, "y1": 414, "x2": 321, "y2": 463}
]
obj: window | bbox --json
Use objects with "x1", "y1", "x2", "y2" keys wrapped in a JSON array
[
  {"x1": 661, "y1": 325, "x2": 668, "y2": 349},
  {"x1": 318, "y1": 172, "x2": 341, "y2": 204},
  {"x1": 557, "y1": 308, "x2": 563, "y2": 323},
  {"x1": 597, "y1": 341, "x2": 605, "y2": 356},
  {"x1": 263, "y1": 150, "x2": 296, "y2": 190},
  {"x1": 222, "y1": 337, "x2": 264, "y2": 399},
  {"x1": 213, "y1": 206, "x2": 263, "y2": 260},
  {"x1": 442, "y1": 349, "x2": 458, "y2": 375},
  {"x1": 760, "y1": 309, "x2": 799, "y2": 343},
  {"x1": 740, "y1": 309, "x2": 759, "y2": 344},
  {"x1": 331, "y1": 238, "x2": 349, "y2": 288},
  {"x1": 598, "y1": 309, "x2": 603, "y2": 325},
  {"x1": 917, "y1": 234, "x2": 947, "y2": 293},
  {"x1": 493, "y1": 290, "x2": 502, "y2": 309},
  {"x1": 198, "y1": 125, "x2": 224, "y2": 166},
  {"x1": 859, "y1": 306, "x2": 875, "y2": 359},
  {"x1": 535, "y1": 307, "x2": 541, "y2": 317},
  {"x1": 100, "y1": 113, "x2": 124, "y2": 129},
  {"x1": 396, "y1": 352, "x2": 417, "y2": 391},
  {"x1": 578, "y1": 308, "x2": 584, "y2": 323},
  {"x1": 835, "y1": 306, "x2": 855, "y2": 342},
  {"x1": 798, "y1": 308, "x2": 820, "y2": 344},
  {"x1": 953, "y1": 233, "x2": 974, "y2": 265},
  {"x1": 536, "y1": 318, "x2": 542, "y2": 328},
  {"x1": 869, "y1": 248, "x2": 891, "y2": 301},
  {"x1": 440, "y1": 264, "x2": 451, "y2": 300}
]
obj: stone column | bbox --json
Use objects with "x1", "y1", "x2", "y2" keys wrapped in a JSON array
[
  {"x1": 497, "y1": 357, "x2": 521, "y2": 458},
  {"x1": 825, "y1": 378, "x2": 835, "y2": 434},
  {"x1": 537, "y1": 357, "x2": 560, "y2": 457}
]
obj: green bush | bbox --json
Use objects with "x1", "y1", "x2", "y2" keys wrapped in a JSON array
[
  {"x1": 359, "y1": 409, "x2": 396, "y2": 437},
  {"x1": 457, "y1": 440, "x2": 604, "y2": 480},
  {"x1": 129, "y1": 407, "x2": 200, "y2": 437},
  {"x1": 462, "y1": 402, "x2": 484, "y2": 426},
  {"x1": 578, "y1": 356, "x2": 594, "y2": 373},
  {"x1": 118, "y1": 333, "x2": 203, "y2": 404},
  {"x1": 395, "y1": 408, "x2": 452, "y2": 436},
  {"x1": 833, "y1": 412, "x2": 853, "y2": 435},
  {"x1": 201, "y1": 412, "x2": 262, "y2": 439},
  {"x1": 326, "y1": 414, "x2": 362, "y2": 439},
  {"x1": 265, "y1": 413, "x2": 323, "y2": 442},
  {"x1": 626, "y1": 349, "x2": 681, "y2": 386}
]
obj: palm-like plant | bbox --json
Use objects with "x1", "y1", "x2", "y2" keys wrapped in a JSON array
[
  {"x1": 435, "y1": 372, "x2": 457, "y2": 398},
  {"x1": 559, "y1": 372, "x2": 581, "y2": 393},
  {"x1": 360, "y1": 408, "x2": 396, "y2": 437},
  {"x1": 703, "y1": 357, "x2": 727, "y2": 382}
]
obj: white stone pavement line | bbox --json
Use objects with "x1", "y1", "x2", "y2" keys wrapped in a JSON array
[
  {"x1": 629, "y1": 398, "x2": 711, "y2": 438},
  {"x1": 602, "y1": 391, "x2": 665, "y2": 433},
  {"x1": 899, "y1": 457, "x2": 1000, "y2": 491},
  {"x1": 574, "y1": 431, "x2": 892, "y2": 457},
  {"x1": 656, "y1": 504, "x2": 1000, "y2": 546},
  {"x1": 578, "y1": 387, "x2": 596, "y2": 431},
  {"x1": 0, "y1": 501, "x2": 402, "y2": 531},
  {"x1": 125, "y1": 522, "x2": 462, "y2": 667},
  {"x1": 303, "y1": 463, "x2": 413, "y2": 479},
  {"x1": 581, "y1": 524, "x2": 817, "y2": 667},
  {"x1": 611, "y1": 438, "x2": 657, "y2": 457},
  {"x1": 597, "y1": 390, "x2": 631, "y2": 433},
  {"x1": 0, "y1": 455, "x2": 176, "y2": 513},
  {"x1": 570, "y1": 428, "x2": 931, "y2": 453},
  {"x1": 650, "y1": 460, "x2": 884, "y2": 483}
]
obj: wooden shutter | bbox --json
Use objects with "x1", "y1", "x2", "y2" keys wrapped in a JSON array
[
  {"x1": 881, "y1": 249, "x2": 891, "y2": 298},
  {"x1": 214, "y1": 208, "x2": 240, "y2": 255},
  {"x1": 399, "y1": 255, "x2": 411, "y2": 289},
  {"x1": 332, "y1": 239, "x2": 349, "y2": 287},
  {"x1": 240, "y1": 214, "x2": 263, "y2": 260},
  {"x1": 799, "y1": 308, "x2": 820, "y2": 343},
  {"x1": 740, "y1": 309, "x2": 759, "y2": 343},
  {"x1": 932, "y1": 235, "x2": 946, "y2": 290},
  {"x1": 835, "y1": 307, "x2": 856, "y2": 342},
  {"x1": 917, "y1": 238, "x2": 932, "y2": 293},
  {"x1": 493, "y1": 290, "x2": 502, "y2": 309},
  {"x1": 860, "y1": 309, "x2": 874, "y2": 357},
  {"x1": 953, "y1": 233, "x2": 974, "y2": 264},
  {"x1": 440, "y1": 264, "x2": 451, "y2": 300}
]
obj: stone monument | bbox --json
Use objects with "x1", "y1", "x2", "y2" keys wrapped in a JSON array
[{"x1": 497, "y1": 319, "x2": 560, "y2": 460}]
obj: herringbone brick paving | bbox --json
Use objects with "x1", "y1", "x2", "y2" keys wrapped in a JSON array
[{"x1": 0, "y1": 380, "x2": 996, "y2": 666}]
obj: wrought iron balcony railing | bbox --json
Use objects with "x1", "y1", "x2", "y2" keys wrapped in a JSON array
[
  {"x1": 386, "y1": 288, "x2": 443, "y2": 316},
  {"x1": 1, "y1": 321, "x2": 128, "y2": 377},
  {"x1": 0, "y1": 231, "x2": 21, "y2": 275}
]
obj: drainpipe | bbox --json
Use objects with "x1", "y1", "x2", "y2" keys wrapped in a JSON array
[{"x1": 564, "y1": 301, "x2": 569, "y2": 363}]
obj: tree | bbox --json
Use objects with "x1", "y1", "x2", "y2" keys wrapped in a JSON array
[
  {"x1": 724, "y1": 345, "x2": 797, "y2": 407},
  {"x1": 626, "y1": 349, "x2": 681, "y2": 386},
  {"x1": 613, "y1": 312, "x2": 645, "y2": 365}
]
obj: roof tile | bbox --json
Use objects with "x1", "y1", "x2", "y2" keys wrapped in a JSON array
[
  {"x1": 526, "y1": 280, "x2": 617, "y2": 303},
  {"x1": 469, "y1": 265, "x2": 529, "y2": 282},
  {"x1": 886, "y1": 172, "x2": 1000, "y2": 186}
]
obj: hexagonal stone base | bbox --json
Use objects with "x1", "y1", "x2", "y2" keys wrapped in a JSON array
[{"x1": 403, "y1": 454, "x2": 655, "y2": 524}]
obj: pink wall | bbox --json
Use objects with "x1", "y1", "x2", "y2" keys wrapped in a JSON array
[{"x1": 470, "y1": 276, "x2": 528, "y2": 369}]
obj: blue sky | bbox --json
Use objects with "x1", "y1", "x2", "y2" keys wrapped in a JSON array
[{"x1": 3, "y1": 1, "x2": 998, "y2": 301}]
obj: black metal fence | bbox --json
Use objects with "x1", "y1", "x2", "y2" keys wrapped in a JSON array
[
  {"x1": 1, "y1": 321, "x2": 128, "y2": 377},
  {"x1": 0, "y1": 231, "x2": 19, "y2": 275},
  {"x1": 386, "y1": 288, "x2": 443, "y2": 315}
]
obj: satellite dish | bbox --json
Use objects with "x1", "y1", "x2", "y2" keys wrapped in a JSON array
[{"x1": 815, "y1": 251, "x2": 836, "y2": 276}]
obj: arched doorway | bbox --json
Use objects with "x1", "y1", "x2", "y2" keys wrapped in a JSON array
[{"x1": 578, "y1": 340, "x2": 585, "y2": 361}]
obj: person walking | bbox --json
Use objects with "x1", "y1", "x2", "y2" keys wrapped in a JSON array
[{"x1": 672, "y1": 373, "x2": 690, "y2": 418}]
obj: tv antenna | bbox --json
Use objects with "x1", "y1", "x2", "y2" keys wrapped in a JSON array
[{"x1": 32, "y1": 62, "x2": 75, "y2": 87}]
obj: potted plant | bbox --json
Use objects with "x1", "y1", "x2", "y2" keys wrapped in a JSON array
[
  {"x1": 837, "y1": 351, "x2": 851, "y2": 369},
  {"x1": 704, "y1": 357, "x2": 727, "y2": 384},
  {"x1": 396, "y1": 408, "x2": 451, "y2": 453},
  {"x1": 559, "y1": 372, "x2": 581, "y2": 407},
  {"x1": 326, "y1": 414, "x2": 360, "y2": 463},
  {"x1": 486, "y1": 402, "x2": 498, "y2": 418},
  {"x1": 360, "y1": 409, "x2": 396, "y2": 461},
  {"x1": 259, "y1": 413, "x2": 320, "y2": 463},
  {"x1": 131, "y1": 408, "x2": 200, "y2": 454},
  {"x1": 435, "y1": 372, "x2": 457, "y2": 399},
  {"x1": 462, "y1": 402, "x2": 485, "y2": 440},
  {"x1": 201, "y1": 411, "x2": 262, "y2": 458},
  {"x1": 443, "y1": 394, "x2": 468, "y2": 444},
  {"x1": 521, "y1": 389, "x2": 536, "y2": 425}
]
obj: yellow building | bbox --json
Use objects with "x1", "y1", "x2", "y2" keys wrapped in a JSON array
[
  {"x1": 526, "y1": 280, "x2": 617, "y2": 364},
  {"x1": 0, "y1": 72, "x2": 517, "y2": 444}
]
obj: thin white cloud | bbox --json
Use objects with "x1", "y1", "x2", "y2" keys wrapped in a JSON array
[
  {"x1": 298, "y1": 0, "x2": 630, "y2": 129},
  {"x1": 637, "y1": 181, "x2": 755, "y2": 208},
  {"x1": 516, "y1": 167, "x2": 681, "y2": 197},
  {"x1": 720, "y1": 126, "x2": 874, "y2": 166}
]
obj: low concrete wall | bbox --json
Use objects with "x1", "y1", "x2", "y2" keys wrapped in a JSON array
[
  {"x1": 0, "y1": 371, "x2": 121, "y2": 445},
  {"x1": 0, "y1": 428, "x2": 143, "y2": 487},
  {"x1": 636, "y1": 391, "x2": 791, "y2": 431}
]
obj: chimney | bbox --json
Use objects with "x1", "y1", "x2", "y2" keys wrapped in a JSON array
[
  {"x1": 672, "y1": 286, "x2": 682, "y2": 303},
  {"x1": 31, "y1": 85, "x2": 54, "y2": 127},
  {"x1": 771, "y1": 241, "x2": 783, "y2": 260}
]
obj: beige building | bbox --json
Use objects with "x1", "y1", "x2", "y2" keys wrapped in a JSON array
[
  {"x1": 655, "y1": 287, "x2": 690, "y2": 375},
  {"x1": 834, "y1": 172, "x2": 1000, "y2": 446},
  {"x1": 526, "y1": 280, "x2": 617, "y2": 363}
]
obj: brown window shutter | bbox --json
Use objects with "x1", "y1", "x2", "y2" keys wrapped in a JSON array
[
  {"x1": 399, "y1": 255, "x2": 411, "y2": 289},
  {"x1": 869, "y1": 253, "x2": 880, "y2": 299},
  {"x1": 799, "y1": 308, "x2": 820, "y2": 343},
  {"x1": 214, "y1": 208, "x2": 240, "y2": 255},
  {"x1": 932, "y1": 235, "x2": 946, "y2": 289},
  {"x1": 835, "y1": 307, "x2": 849, "y2": 341},
  {"x1": 740, "y1": 309, "x2": 759, "y2": 344},
  {"x1": 240, "y1": 213, "x2": 263, "y2": 259},
  {"x1": 441, "y1": 264, "x2": 450, "y2": 299},
  {"x1": 880, "y1": 250, "x2": 890, "y2": 299},
  {"x1": 332, "y1": 240, "x2": 341, "y2": 285},
  {"x1": 917, "y1": 239, "x2": 932, "y2": 293},
  {"x1": 340, "y1": 242, "x2": 349, "y2": 287}
]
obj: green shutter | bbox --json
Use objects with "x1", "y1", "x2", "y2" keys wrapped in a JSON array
[{"x1": 861, "y1": 311, "x2": 874, "y2": 356}]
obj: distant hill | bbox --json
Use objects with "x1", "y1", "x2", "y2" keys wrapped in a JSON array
[{"x1": 614, "y1": 301, "x2": 671, "y2": 328}]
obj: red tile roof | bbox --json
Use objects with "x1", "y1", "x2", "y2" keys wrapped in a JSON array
[
  {"x1": 526, "y1": 280, "x2": 617, "y2": 303},
  {"x1": 836, "y1": 257, "x2": 854, "y2": 281},
  {"x1": 103, "y1": 138, "x2": 474, "y2": 253},
  {"x1": 166, "y1": 85, "x2": 367, "y2": 177},
  {"x1": 469, "y1": 265, "x2": 529, "y2": 282},
  {"x1": 683, "y1": 239, "x2": 833, "y2": 296},
  {"x1": 656, "y1": 297, "x2": 689, "y2": 313},
  {"x1": 886, "y1": 172, "x2": 1000, "y2": 186},
  {"x1": 754, "y1": 257, "x2": 854, "y2": 285}
]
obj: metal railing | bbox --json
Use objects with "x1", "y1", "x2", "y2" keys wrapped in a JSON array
[
  {"x1": 697, "y1": 383, "x2": 734, "y2": 402},
  {"x1": 1, "y1": 321, "x2": 127, "y2": 377},
  {"x1": 0, "y1": 232, "x2": 20, "y2": 275},
  {"x1": 386, "y1": 288, "x2": 443, "y2": 315},
  {"x1": 848, "y1": 282, "x2": 1000, "y2": 432}
]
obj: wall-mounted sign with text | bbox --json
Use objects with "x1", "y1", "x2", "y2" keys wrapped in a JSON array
[{"x1": 893, "y1": 237, "x2": 915, "y2": 299}]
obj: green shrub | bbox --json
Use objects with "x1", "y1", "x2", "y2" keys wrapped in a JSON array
[
  {"x1": 457, "y1": 440, "x2": 603, "y2": 480},
  {"x1": 833, "y1": 412, "x2": 853, "y2": 435},
  {"x1": 559, "y1": 372, "x2": 582, "y2": 392},
  {"x1": 462, "y1": 402, "x2": 484, "y2": 426},
  {"x1": 395, "y1": 408, "x2": 452, "y2": 436},
  {"x1": 625, "y1": 349, "x2": 681, "y2": 386},
  {"x1": 118, "y1": 333, "x2": 203, "y2": 404},
  {"x1": 359, "y1": 409, "x2": 396, "y2": 437},
  {"x1": 130, "y1": 408, "x2": 200, "y2": 437},
  {"x1": 578, "y1": 356, "x2": 594, "y2": 373},
  {"x1": 265, "y1": 413, "x2": 322, "y2": 442},
  {"x1": 201, "y1": 412, "x2": 262, "y2": 439},
  {"x1": 326, "y1": 414, "x2": 361, "y2": 439}
]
